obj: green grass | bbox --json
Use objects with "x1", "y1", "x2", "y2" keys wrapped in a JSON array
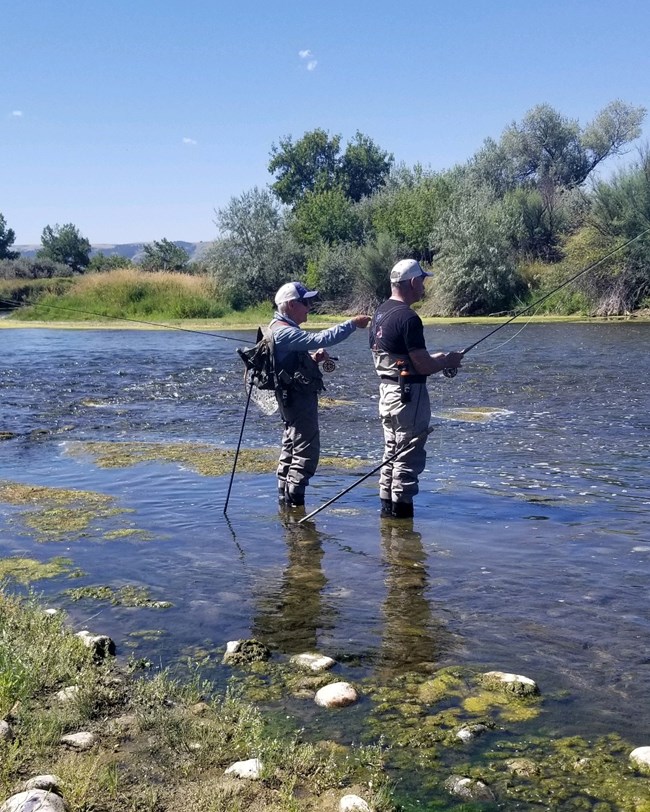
[{"x1": 0, "y1": 590, "x2": 396, "y2": 811}]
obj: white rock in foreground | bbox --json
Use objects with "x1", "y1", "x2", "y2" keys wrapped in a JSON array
[
  {"x1": 225, "y1": 758, "x2": 263, "y2": 779},
  {"x1": 291, "y1": 652, "x2": 336, "y2": 672},
  {"x1": 0, "y1": 720, "x2": 11, "y2": 741},
  {"x1": 482, "y1": 670, "x2": 539, "y2": 696},
  {"x1": 23, "y1": 776, "x2": 63, "y2": 794},
  {"x1": 339, "y1": 793, "x2": 371, "y2": 811},
  {"x1": 630, "y1": 746, "x2": 650, "y2": 773},
  {"x1": 75, "y1": 630, "x2": 116, "y2": 659},
  {"x1": 315, "y1": 682, "x2": 358, "y2": 708},
  {"x1": 61, "y1": 731, "x2": 97, "y2": 750},
  {"x1": 0, "y1": 790, "x2": 68, "y2": 812}
]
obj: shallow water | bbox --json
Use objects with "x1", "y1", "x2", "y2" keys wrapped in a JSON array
[{"x1": 2, "y1": 323, "x2": 650, "y2": 800}]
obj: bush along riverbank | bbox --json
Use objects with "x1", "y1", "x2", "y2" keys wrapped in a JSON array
[{"x1": 3, "y1": 588, "x2": 650, "y2": 811}]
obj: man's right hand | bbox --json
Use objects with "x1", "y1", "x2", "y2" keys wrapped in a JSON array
[
  {"x1": 443, "y1": 350, "x2": 464, "y2": 369},
  {"x1": 352, "y1": 314, "x2": 371, "y2": 328}
]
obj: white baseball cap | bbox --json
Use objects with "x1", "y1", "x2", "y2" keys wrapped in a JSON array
[
  {"x1": 274, "y1": 282, "x2": 319, "y2": 306},
  {"x1": 389, "y1": 259, "x2": 432, "y2": 283}
]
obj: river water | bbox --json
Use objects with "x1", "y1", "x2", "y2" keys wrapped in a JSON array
[{"x1": 1, "y1": 322, "x2": 649, "y2": 804}]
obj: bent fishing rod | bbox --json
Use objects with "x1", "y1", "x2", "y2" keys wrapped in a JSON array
[
  {"x1": 442, "y1": 227, "x2": 650, "y2": 377},
  {"x1": 0, "y1": 296, "x2": 250, "y2": 342}
]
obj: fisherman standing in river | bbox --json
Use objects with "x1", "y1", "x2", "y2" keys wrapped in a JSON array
[
  {"x1": 370, "y1": 260, "x2": 464, "y2": 519},
  {"x1": 271, "y1": 282, "x2": 370, "y2": 508}
]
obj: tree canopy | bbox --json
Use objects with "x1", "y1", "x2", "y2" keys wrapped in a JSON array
[
  {"x1": 141, "y1": 239, "x2": 190, "y2": 272},
  {"x1": 268, "y1": 129, "x2": 393, "y2": 207},
  {"x1": 38, "y1": 223, "x2": 91, "y2": 272}
]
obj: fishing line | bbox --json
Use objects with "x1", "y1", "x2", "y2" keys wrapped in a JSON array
[
  {"x1": 443, "y1": 227, "x2": 650, "y2": 376},
  {"x1": 0, "y1": 296, "x2": 251, "y2": 343}
]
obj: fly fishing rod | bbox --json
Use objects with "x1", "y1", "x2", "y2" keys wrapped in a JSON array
[
  {"x1": 442, "y1": 227, "x2": 650, "y2": 377},
  {"x1": 0, "y1": 296, "x2": 248, "y2": 342}
]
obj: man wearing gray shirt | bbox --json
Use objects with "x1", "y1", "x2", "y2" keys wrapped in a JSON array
[{"x1": 271, "y1": 282, "x2": 370, "y2": 508}]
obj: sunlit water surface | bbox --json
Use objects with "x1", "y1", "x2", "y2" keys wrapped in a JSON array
[{"x1": 1, "y1": 322, "x2": 649, "y2": 803}]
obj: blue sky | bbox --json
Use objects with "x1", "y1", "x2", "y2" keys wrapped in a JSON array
[{"x1": 3, "y1": 0, "x2": 649, "y2": 245}]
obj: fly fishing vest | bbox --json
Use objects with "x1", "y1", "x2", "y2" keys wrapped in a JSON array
[
  {"x1": 369, "y1": 305, "x2": 426, "y2": 384},
  {"x1": 270, "y1": 319, "x2": 324, "y2": 396}
]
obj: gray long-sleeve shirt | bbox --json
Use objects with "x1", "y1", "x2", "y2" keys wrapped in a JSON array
[{"x1": 270, "y1": 312, "x2": 357, "y2": 364}]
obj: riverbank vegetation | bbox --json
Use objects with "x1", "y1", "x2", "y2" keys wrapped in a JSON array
[
  {"x1": 0, "y1": 590, "x2": 394, "y2": 811},
  {"x1": 2, "y1": 100, "x2": 650, "y2": 323}
]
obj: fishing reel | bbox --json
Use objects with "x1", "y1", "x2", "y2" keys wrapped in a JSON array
[
  {"x1": 322, "y1": 357, "x2": 337, "y2": 373},
  {"x1": 442, "y1": 367, "x2": 458, "y2": 379}
]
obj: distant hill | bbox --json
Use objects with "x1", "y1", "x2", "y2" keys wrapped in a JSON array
[{"x1": 13, "y1": 241, "x2": 214, "y2": 264}]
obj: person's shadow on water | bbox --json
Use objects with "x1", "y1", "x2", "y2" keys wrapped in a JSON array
[
  {"x1": 377, "y1": 518, "x2": 454, "y2": 679},
  {"x1": 251, "y1": 513, "x2": 337, "y2": 655}
]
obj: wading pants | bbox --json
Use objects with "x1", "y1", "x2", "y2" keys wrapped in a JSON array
[
  {"x1": 277, "y1": 388, "x2": 320, "y2": 501},
  {"x1": 378, "y1": 381, "x2": 431, "y2": 505}
]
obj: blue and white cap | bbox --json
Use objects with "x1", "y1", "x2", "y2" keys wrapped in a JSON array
[{"x1": 274, "y1": 282, "x2": 319, "y2": 305}]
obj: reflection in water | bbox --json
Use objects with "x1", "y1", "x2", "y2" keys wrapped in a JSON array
[
  {"x1": 252, "y1": 513, "x2": 336, "y2": 654},
  {"x1": 378, "y1": 519, "x2": 452, "y2": 677}
]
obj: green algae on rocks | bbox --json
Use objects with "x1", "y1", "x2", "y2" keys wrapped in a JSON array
[
  {"x1": 0, "y1": 480, "x2": 146, "y2": 542},
  {"x1": 68, "y1": 441, "x2": 367, "y2": 475},
  {"x1": 62, "y1": 584, "x2": 172, "y2": 608},
  {"x1": 0, "y1": 555, "x2": 80, "y2": 584}
]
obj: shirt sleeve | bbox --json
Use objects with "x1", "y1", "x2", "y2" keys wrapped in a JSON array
[
  {"x1": 273, "y1": 320, "x2": 357, "y2": 362},
  {"x1": 403, "y1": 312, "x2": 426, "y2": 352}
]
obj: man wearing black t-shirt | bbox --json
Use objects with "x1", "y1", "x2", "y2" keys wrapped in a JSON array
[{"x1": 369, "y1": 259, "x2": 464, "y2": 518}]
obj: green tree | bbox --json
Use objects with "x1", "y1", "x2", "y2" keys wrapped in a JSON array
[
  {"x1": 361, "y1": 165, "x2": 454, "y2": 260},
  {"x1": 87, "y1": 253, "x2": 134, "y2": 273},
  {"x1": 0, "y1": 213, "x2": 19, "y2": 260},
  {"x1": 289, "y1": 186, "x2": 362, "y2": 246},
  {"x1": 140, "y1": 239, "x2": 190, "y2": 272},
  {"x1": 339, "y1": 131, "x2": 393, "y2": 202},
  {"x1": 207, "y1": 187, "x2": 304, "y2": 307},
  {"x1": 268, "y1": 128, "x2": 393, "y2": 208},
  {"x1": 38, "y1": 223, "x2": 91, "y2": 272},
  {"x1": 432, "y1": 185, "x2": 526, "y2": 315},
  {"x1": 474, "y1": 101, "x2": 645, "y2": 193}
]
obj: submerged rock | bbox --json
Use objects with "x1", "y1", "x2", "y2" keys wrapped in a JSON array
[
  {"x1": 339, "y1": 794, "x2": 371, "y2": 811},
  {"x1": 0, "y1": 789, "x2": 68, "y2": 812},
  {"x1": 630, "y1": 746, "x2": 650, "y2": 773},
  {"x1": 481, "y1": 670, "x2": 539, "y2": 696},
  {"x1": 225, "y1": 758, "x2": 263, "y2": 779},
  {"x1": 290, "y1": 652, "x2": 336, "y2": 672},
  {"x1": 505, "y1": 757, "x2": 539, "y2": 777},
  {"x1": 315, "y1": 682, "x2": 359, "y2": 708},
  {"x1": 444, "y1": 775, "x2": 496, "y2": 803},
  {"x1": 455, "y1": 723, "x2": 491, "y2": 742},
  {"x1": 222, "y1": 638, "x2": 271, "y2": 665}
]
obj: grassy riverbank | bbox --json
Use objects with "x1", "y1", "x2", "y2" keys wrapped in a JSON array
[
  {"x1": 3, "y1": 267, "x2": 649, "y2": 331},
  {"x1": 0, "y1": 590, "x2": 393, "y2": 812}
]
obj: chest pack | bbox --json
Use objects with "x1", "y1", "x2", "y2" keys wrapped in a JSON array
[{"x1": 237, "y1": 327, "x2": 277, "y2": 391}]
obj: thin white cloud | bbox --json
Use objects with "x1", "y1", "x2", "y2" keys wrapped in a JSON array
[
  {"x1": 298, "y1": 49, "x2": 312, "y2": 59},
  {"x1": 182, "y1": 137, "x2": 197, "y2": 146},
  {"x1": 11, "y1": 110, "x2": 23, "y2": 117},
  {"x1": 306, "y1": 60, "x2": 318, "y2": 71}
]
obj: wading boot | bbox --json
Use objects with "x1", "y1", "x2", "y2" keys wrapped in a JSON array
[
  {"x1": 392, "y1": 501, "x2": 414, "y2": 519},
  {"x1": 380, "y1": 499, "x2": 394, "y2": 518},
  {"x1": 286, "y1": 490, "x2": 305, "y2": 508}
]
